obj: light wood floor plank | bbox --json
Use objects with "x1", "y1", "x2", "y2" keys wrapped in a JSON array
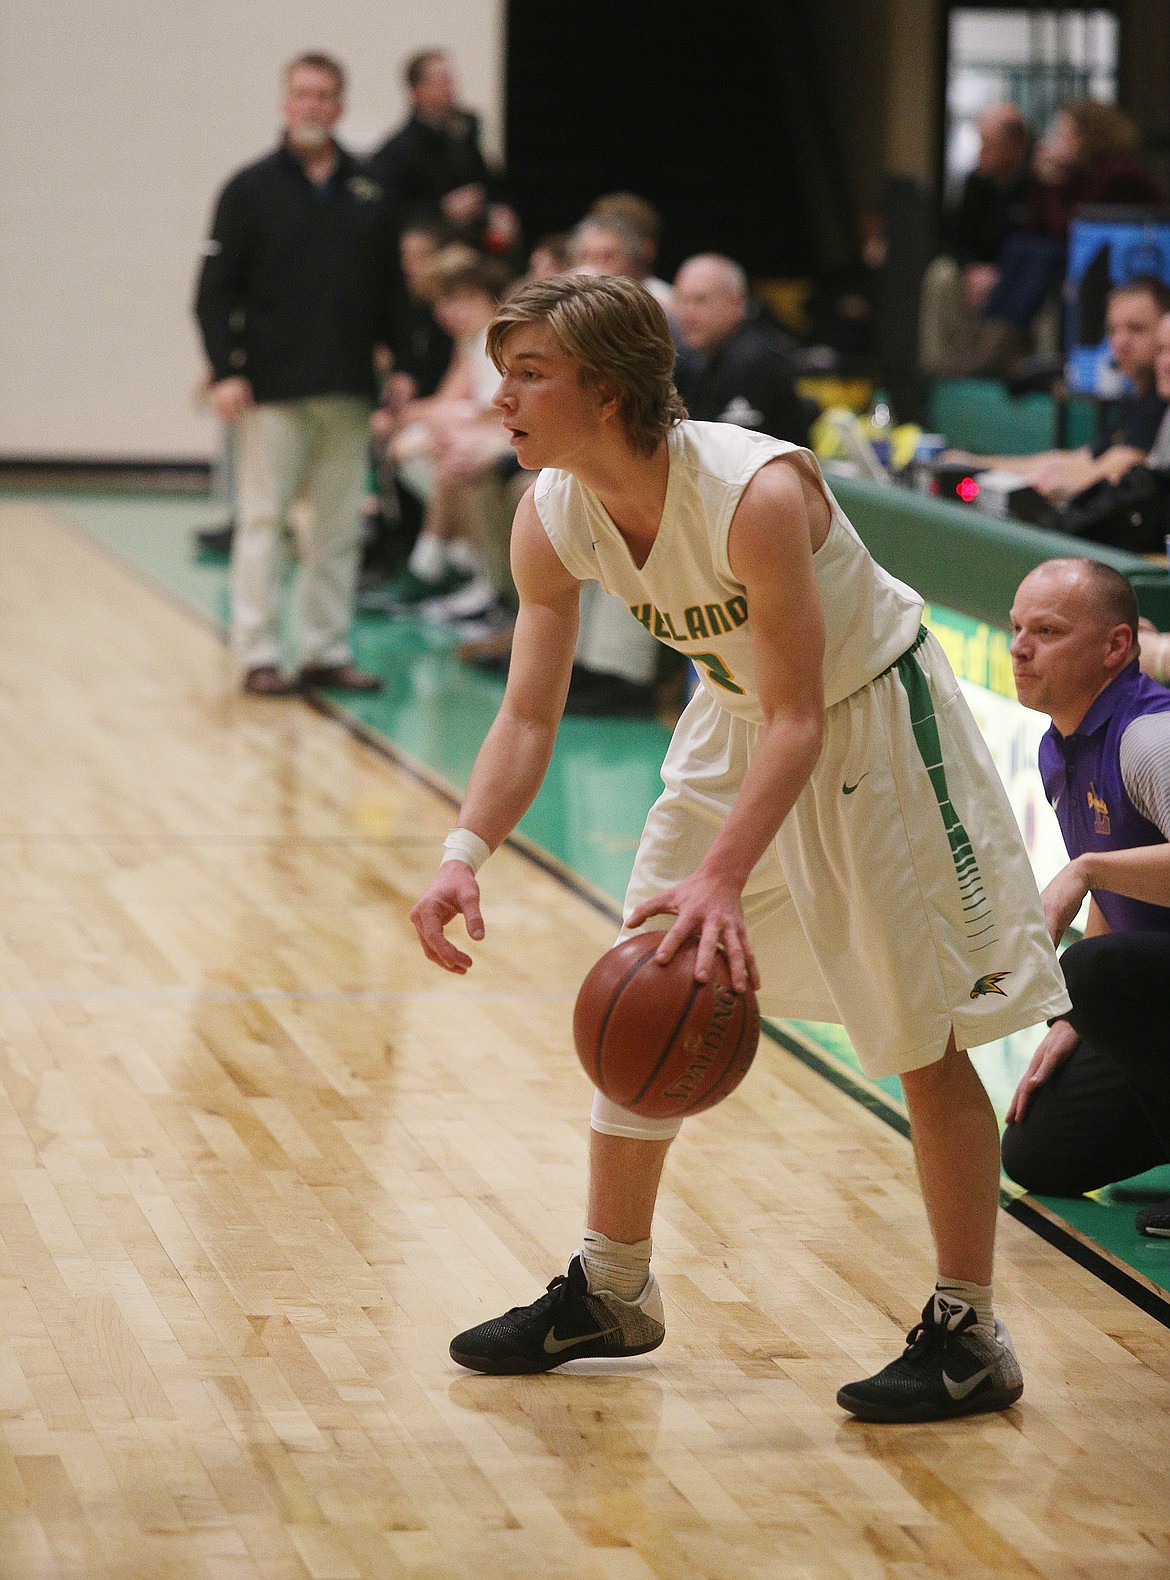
[{"x1": 2, "y1": 502, "x2": 1170, "y2": 1579}]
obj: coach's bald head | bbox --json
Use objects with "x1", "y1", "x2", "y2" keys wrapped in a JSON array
[{"x1": 1010, "y1": 558, "x2": 1139, "y2": 735}]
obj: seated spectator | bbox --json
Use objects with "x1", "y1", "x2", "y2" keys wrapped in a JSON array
[
  {"x1": 920, "y1": 104, "x2": 1031, "y2": 373},
  {"x1": 572, "y1": 213, "x2": 648, "y2": 280},
  {"x1": 370, "y1": 49, "x2": 519, "y2": 259},
  {"x1": 1039, "y1": 306, "x2": 1170, "y2": 551},
  {"x1": 673, "y1": 254, "x2": 814, "y2": 443},
  {"x1": 389, "y1": 216, "x2": 456, "y2": 403},
  {"x1": 525, "y1": 232, "x2": 572, "y2": 281},
  {"x1": 1143, "y1": 308, "x2": 1170, "y2": 470},
  {"x1": 372, "y1": 246, "x2": 513, "y2": 612},
  {"x1": 589, "y1": 192, "x2": 674, "y2": 314},
  {"x1": 1139, "y1": 617, "x2": 1170, "y2": 687},
  {"x1": 803, "y1": 207, "x2": 885, "y2": 368},
  {"x1": 1002, "y1": 558, "x2": 1170, "y2": 1238},
  {"x1": 942, "y1": 100, "x2": 1163, "y2": 377},
  {"x1": 551, "y1": 213, "x2": 671, "y2": 714},
  {"x1": 365, "y1": 216, "x2": 459, "y2": 581},
  {"x1": 945, "y1": 275, "x2": 1170, "y2": 501}
]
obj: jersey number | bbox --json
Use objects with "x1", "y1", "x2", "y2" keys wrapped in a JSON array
[{"x1": 690, "y1": 651, "x2": 744, "y2": 695}]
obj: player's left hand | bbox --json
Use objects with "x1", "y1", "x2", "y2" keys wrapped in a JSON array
[
  {"x1": 626, "y1": 873, "x2": 759, "y2": 994},
  {"x1": 1041, "y1": 858, "x2": 1089, "y2": 946}
]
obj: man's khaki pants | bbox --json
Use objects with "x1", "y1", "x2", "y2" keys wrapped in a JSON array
[{"x1": 233, "y1": 395, "x2": 372, "y2": 671}]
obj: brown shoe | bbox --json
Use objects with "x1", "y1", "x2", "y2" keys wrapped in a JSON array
[
  {"x1": 300, "y1": 662, "x2": 383, "y2": 693},
  {"x1": 243, "y1": 665, "x2": 297, "y2": 697}
]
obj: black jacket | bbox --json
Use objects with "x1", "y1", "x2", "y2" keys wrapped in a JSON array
[
  {"x1": 1094, "y1": 387, "x2": 1170, "y2": 456},
  {"x1": 675, "y1": 314, "x2": 814, "y2": 444},
  {"x1": 195, "y1": 142, "x2": 402, "y2": 403},
  {"x1": 370, "y1": 111, "x2": 491, "y2": 221},
  {"x1": 944, "y1": 168, "x2": 1031, "y2": 268},
  {"x1": 392, "y1": 299, "x2": 454, "y2": 398}
]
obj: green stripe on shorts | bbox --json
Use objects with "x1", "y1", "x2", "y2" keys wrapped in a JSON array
[{"x1": 894, "y1": 629, "x2": 999, "y2": 954}]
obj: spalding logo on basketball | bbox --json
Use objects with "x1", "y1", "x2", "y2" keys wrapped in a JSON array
[{"x1": 573, "y1": 931, "x2": 760, "y2": 1118}]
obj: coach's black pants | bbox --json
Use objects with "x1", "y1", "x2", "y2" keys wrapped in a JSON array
[{"x1": 1000, "y1": 932, "x2": 1170, "y2": 1196}]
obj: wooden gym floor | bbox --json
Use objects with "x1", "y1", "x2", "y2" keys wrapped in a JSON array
[{"x1": 3, "y1": 500, "x2": 1170, "y2": 1579}]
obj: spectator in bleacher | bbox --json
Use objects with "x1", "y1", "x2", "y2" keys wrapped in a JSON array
[
  {"x1": 941, "y1": 100, "x2": 1163, "y2": 377},
  {"x1": 1027, "y1": 101, "x2": 1163, "y2": 251},
  {"x1": 372, "y1": 246, "x2": 515, "y2": 622},
  {"x1": 525, "y1": 233, "x2": 573, "y2": 281},
  {"x1": 572, "y1": 215, "x2": 646, "y2": 280},
  {"x1": 1139, "y1": 616, "x2": 1170, "y2": 688},
  {"x1": 589, "y1": 193, "x2": 674, "y2": 314},
  {"x1": 950, "y1": 106, "x2": 1032, "y2": 288},
  {"x1": 945, "y1": 275, "x2": 1170, "y2": 501},
  {"x1": 673, "y1": 254, "x2": 814, "y2": 443},
  {"x1": 363, "y1": 216, "x2": 457, "y2": 583},
  {"x1": 389, "y1": 216, "x2": 456, "y2": 404},
  {"x1": 920, "y1": 104, "x2": 1031, "y2": 373},
  {"x1": 804, "y1": 207, "x2": 885, "y2": 368},
  {"x1": 557, "y1": 215, "x2": 670, "y2": 714},
  {"x1": 1002, "y1": 558, "x2": 1170, "y2": 1239},
  {"x1": 195, "y1": 51, "x2": 398, "y2": 695},
  {"x1": 1039, "y1": 306, "x2": 1170, "y2": 552},
  {"x1": 370, "y1": 49, "x2": 519, "y2": 259},
  {"x1": 1143, "y1": 309, "x2": 1170, "y2": 471}
]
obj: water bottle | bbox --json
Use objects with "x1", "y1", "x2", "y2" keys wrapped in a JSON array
[{"x1": 865, "y1": 389, "x2": 893, "y2": 468}]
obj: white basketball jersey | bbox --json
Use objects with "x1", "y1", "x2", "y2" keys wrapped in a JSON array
[{"x1": 533, "y1": 420, "x2": 924, "y2": 721}]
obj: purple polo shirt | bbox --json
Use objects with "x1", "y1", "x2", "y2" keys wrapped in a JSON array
[{"x1": 1039, "y1": 659, "x2": 1170, "y2": 934}]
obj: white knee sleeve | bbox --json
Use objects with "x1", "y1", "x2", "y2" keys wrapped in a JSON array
[{"x1": 590, "y1": 1088, "x2": 683, "y2": 1141}]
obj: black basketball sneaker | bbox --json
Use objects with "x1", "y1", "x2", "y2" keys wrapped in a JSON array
[
  {"x1": 1136, "y1": 1197, "x2": 1170, "y2": 1237},
  {"x1": 836, "y1": 1293, "x2": 1024, "y2": 1423},
  {"x1": 449, "y1": 1254, "x2": 665, "y2": 1374}
]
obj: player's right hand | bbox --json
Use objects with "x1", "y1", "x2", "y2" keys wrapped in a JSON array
[{"x1": 410, "y1": 863, "x2": 485, "y2": 974}]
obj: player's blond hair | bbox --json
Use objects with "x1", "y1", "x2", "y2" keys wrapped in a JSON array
[{"x1": 487, "y1": 275, "x2": 686, "y2": 456}]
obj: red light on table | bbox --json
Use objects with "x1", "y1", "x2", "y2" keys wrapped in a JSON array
[{"x1": 957, "y1": 476, "x2": 980, "y2": 503}]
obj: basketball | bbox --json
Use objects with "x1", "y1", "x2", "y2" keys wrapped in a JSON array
[{"x1": 573, "y1": 930, "x2": 760, "y2": 1118}]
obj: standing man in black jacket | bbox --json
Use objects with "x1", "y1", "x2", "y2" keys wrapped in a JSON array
[
  {"x1": 370, "y1": 50, "x2": 517, "y2": 259},
  {"x1": 195, "y1": 51, "x2": 399, "y2": 695}
]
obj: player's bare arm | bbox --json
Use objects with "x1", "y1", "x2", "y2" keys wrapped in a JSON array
[
  {"x1": 628, "y1": 457, "x2": 827, "y2": 991},
  {"x1": 410, "y1": 491, "x2": 581, "y2": 972}
]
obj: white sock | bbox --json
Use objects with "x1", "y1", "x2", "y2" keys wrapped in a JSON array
[
  {"x1": 445, "y1": 537, "x2": 481, "y2": 573},
  {"x1": 936, "y1": 1277, "x2": 994, "y2": 1328},
  {"x1": 581, "y1": 1229, "x2": 652, "y2": 1301},
  {"x1": 407, "y1": 533, "x2": 446, "y2": 581}
]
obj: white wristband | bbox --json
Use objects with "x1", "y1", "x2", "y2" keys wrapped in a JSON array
[{"x1": 441, "y1": 828, "x2": 491, "y2": 874}]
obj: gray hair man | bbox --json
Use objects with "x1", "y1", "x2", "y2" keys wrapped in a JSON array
[{"x1": 673, "y1": 254, "x2": 812, "y2": 443}]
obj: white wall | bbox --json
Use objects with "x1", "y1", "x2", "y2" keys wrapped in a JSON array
[{"x1": 0, "y1": 1, "x2": 505, "y2": 461}]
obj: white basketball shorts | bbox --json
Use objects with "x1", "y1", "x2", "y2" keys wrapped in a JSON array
[{"x1": 591, "y1": 628, "x2": 1070, "y2": 1139}]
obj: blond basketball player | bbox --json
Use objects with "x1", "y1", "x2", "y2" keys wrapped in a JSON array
[{"x1": 410, "y1": 275, "x2": 1069, "y2": 1421}]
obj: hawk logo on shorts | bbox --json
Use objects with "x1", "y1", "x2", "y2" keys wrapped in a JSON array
[{"x1": 969, "y1": 971, "x2": 1011, "y2": 999}]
